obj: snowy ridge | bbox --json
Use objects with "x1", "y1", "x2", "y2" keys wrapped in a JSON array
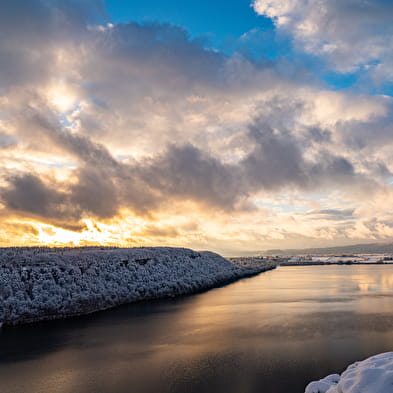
[
  {"x1": 0, "y1": 247, "x2": 276, "y2": 326},
  {"x1": 305, "y1": 352, "x2": 393, "y2": 393}
]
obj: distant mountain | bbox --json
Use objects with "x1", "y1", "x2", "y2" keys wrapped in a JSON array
[{"x1": 262, "y1": 242, "x2": 393, "y2": 256}]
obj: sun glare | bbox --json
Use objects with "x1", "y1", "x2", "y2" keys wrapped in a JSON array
[{"x1": 48, "y1": 85, "x2": 77, "y2": 112}]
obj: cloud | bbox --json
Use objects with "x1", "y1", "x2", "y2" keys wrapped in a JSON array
[
  {"x1": 0, "y1": 0, "x2": 104, "y2": 89},
  {"x1": 0, "y1": 0, "x2": 392, "y2": 251},
  {"x1": 0, "y1": 107, "x2": 377, "y2": 226},
  {"x1": 0, "y1": 133, "x2": 16, "y2": 149},
  {"x1": 1, "y1": 173, "x2": 78, "y2": 225},
  {"x1": 253, "y1": 0, "x2": 393, "y2": 77},
  {"x1": 141, "y1": 144, "x2": 246, "y2": 209},
  {"x1": 306, "y1": 208, "x2": 355, "y2": 221}
]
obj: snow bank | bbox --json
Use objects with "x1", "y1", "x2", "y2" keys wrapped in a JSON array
[
  {"x1": 0, "y1": 247, "x2": 276, "y2": 326},
  {"x1": 305, "y1": 352, "x2": 393, "y2": 393}
]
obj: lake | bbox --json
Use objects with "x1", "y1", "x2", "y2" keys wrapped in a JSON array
[{"x1": 1, "y1": 265, "x2": 393, "y2": 393}]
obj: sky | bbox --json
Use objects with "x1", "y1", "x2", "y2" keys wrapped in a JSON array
[{"x1": 0, "y1": 0, "x2": 393, "y2": 255}]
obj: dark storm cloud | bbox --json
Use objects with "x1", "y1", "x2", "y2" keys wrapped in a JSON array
[
  {"x1": 338, "y1": 109, "x2": 393, "y2": 152},
  {"x1": 90, "y1": 22, "x2": 224, "y2": 84},
  {"x1": 2, "y1": 173, "x2": 75, "y2": 220},
  {"x1": 21, "y1": 110, "x2": 119, "y2": 169},
  {"x1": 240, "y1": 113, "x2": 359, "y2": 193},
  {"x1": 243, "y1": 121, "x2": 307, "y2": 190},
  {"x1": 142, "y1": 144, "x2": 245, "y2": 210},
  {"x1": 70, "y1": 166, "x2": 118, "y2": 219},
  {"x1": 0, "y1": 113, "x2": 367, "y2": 224},
  {"x1": 307, "y1": 153, "x2": 355, "y2": 186},
  {"x1": 1, "y1": 168, "x2": 119, "y2": 225}
]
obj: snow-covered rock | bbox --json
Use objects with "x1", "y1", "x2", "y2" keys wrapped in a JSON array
[
  {"x1": 305, "y1": 352, "x2": 393, "y2": 393},
  {"x1": 305, "y1": 374, "x2": 340, "y2": 393},
  {"x1": 0, "y1": 247, "x2": 276, "y2": 326}
]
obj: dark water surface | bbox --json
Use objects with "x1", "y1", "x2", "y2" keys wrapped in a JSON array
[{"x1": 1, "y1": 265, "x2": 393, "y2": 393}]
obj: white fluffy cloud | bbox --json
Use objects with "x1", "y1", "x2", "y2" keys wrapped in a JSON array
[{"x1": 253, "y1": 0, "x2": 393, "y2": 75}]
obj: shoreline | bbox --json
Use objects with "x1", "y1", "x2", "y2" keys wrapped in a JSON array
[
  {"x1": 280, "y1": 261, "x2": 393, "y2": 266},
  {"x1": 0, "y1": 247, "x2": 276, "y2": 327},
  {"x1": 4, "y1": 266, "x2": 275, "y2": 327}
]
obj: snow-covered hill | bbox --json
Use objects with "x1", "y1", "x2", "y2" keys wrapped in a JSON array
[
  {"x1": 0, "y1": 247, "x2": 276, "y2": 326},
  {"x1": 305, "y1": 352, "x2": 393, "y2": 393}
]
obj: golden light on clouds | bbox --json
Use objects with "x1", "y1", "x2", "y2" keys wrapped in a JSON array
[
  {"x1": 1, "y1": 0, "x2": 393, "y2": 255},
  {"x1": 48, "y1": 85, "x2": 77, "y2": 112}
]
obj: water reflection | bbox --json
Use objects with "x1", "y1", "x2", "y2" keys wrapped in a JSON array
[{"x1": 1, "y1": 265, "x2": 393, "y2": 393}]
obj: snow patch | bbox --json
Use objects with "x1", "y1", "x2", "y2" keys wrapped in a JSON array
[{"x1": 305, "y1": 352, "x2": 393, "y2": 393}]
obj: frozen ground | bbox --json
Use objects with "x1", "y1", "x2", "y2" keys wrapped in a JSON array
[
  {"x1": 0, "y1": 247, "x2": 276, "y2": 326},
  {"x1": 305, "y1": 352, "x2": 393, "y2": 393}
]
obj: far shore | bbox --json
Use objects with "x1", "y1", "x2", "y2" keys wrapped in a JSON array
[{"x1": 280, "y1": 261, "x2": 393, "y2": 266}]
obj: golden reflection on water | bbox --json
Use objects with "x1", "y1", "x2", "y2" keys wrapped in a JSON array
[
  {"x1": 353, "y1": 270, "x2": 393, "y2": 292},
  {"x1": 2, "y1": 265, "x2": 393, "y2": 393}
]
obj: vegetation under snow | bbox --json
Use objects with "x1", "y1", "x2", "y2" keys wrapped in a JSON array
[{"x1": 0, "y1": 247, "x2": 276, "y2": 326}]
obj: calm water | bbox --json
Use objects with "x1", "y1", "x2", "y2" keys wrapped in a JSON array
[{"x1": 1, "y1": 265, "x2": 393, "y2": 393}]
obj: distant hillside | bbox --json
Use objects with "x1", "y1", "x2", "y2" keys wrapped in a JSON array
[{"x1": 262, "y1": 242, "x2": 393, "y2": 256}]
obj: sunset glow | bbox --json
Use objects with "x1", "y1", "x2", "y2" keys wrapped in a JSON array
[{"x1": 1, "y1": 0, "x2": 393, "y2": 255}]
